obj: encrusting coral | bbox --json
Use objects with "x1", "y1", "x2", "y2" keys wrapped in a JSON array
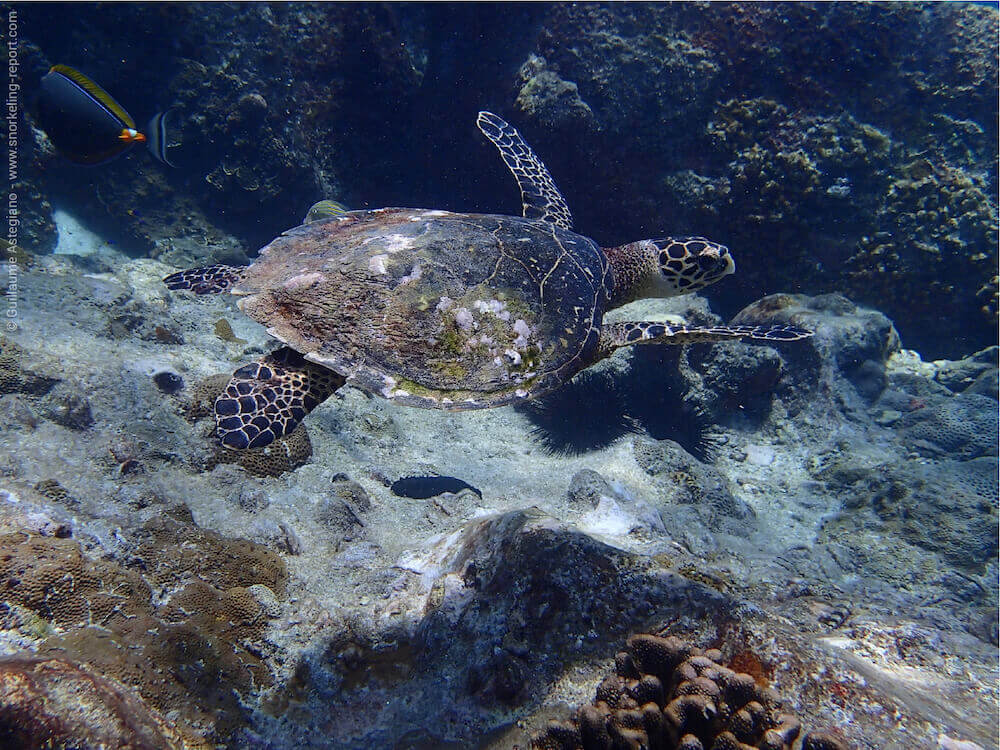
[
  {"x1": 0, "y1": 512, "x2": 288, "y2": 744},
  {"x1": 531, "y1": 633, "x2": 848, "y2": 750},
  {"x1": 0, "y1": 338, "x2": 58, "y2": 396}
]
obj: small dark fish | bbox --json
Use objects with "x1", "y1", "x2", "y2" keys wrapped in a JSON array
[
  {"x1": 35, "y1": 64, "x2": 174, "y2": 167},
  {"x1": 390, "y1": 475, "x2": 482, "y2": 499},
  {"x1": 303, "y1": 200, "x2": 350, "y2": 224}
]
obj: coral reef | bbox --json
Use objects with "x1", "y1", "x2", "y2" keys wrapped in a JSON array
[
  {"x1": 128, "y1": 513, "x2": 287, "y2": 594},
  {"x1": 0, "y1": 512, "x2": 287, "y2": 744},
  {"x1": 515, "y1": 4, "x2": 996, "y2": 358},
  {"x1": 531, "y1": 633, "x2": 845, "y2": 750},
  {"x1": 0, "y1": 531, "x2": 152, "y2": 628},
  {"x1": 845, "y1": 154, "x2": 997, "y2": 358},
  {"x1": 898, "y1": 392, "x2": 998, "y2": 460}
]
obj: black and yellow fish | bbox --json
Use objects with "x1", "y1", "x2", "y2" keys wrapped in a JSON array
[
  {"x1": 35, "y1": 64, "x2": 175, "y2": 166},
  {"x1": 303, "y1": 199, "x2": 350, "y2": 223}
]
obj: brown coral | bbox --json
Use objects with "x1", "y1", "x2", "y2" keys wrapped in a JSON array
[
  {"x1": 0, "y1": 532, "x2": 154, "y2": 629},
  {"x1": 132, "y1": 514, "x2": 287, "y2": 594},
  {"x1": 532, "y1": 634, "x2": 848, "y2": 750},
  {"x1": 0, "y1": 516, "x2": 286, "y2": 744}
]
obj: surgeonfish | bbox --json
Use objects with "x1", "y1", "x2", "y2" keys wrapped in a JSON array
[
  {"x1": 35, "y1": 65, "x2": 175, "y2": 166},
  {"x1": 303, "y1": 199, "x2": 350, "y2": 224}
]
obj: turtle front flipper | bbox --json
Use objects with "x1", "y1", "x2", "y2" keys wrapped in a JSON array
[
  {"x1": 215, "y1": 347, "x2": 346, "y2": 449},
  {"x1": 597, "y1": 321, "x2": 813, "y2": 359},
  {"x1": 476, "y1": 111, "x2": 574, "y2": 231},
  {"x1": 163, "y1": 264, "x2": 245, "y2": 295}
]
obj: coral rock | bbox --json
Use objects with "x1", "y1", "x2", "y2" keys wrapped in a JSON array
[{"x1": 0, "y1": 655, "x2": 194, "y2": 750}]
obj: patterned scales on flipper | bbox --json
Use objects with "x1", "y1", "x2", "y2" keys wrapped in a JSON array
[
  {"x1": 163, "y1": 264, "x2": 245, "y2": 295},
  {"x1": 598, "y1": 321, "x2": 813, "y2": 359},
  {"x1": 215, "y1": 347, "x2": 346, "y2": 449},
  {"x1": 476, "y1": 111, "x2": 574, "y2": 230}
]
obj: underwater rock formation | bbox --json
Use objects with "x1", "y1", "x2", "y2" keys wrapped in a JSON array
[
  {"x1": 0, "y1": 655, "x2": 196, "y2": 750},
  {"x1": 731, "y1": 293, "x2": 900, "y2": 416},
  {"x1": 277, "y1": 508, "x2": 733, "y2": 748}
]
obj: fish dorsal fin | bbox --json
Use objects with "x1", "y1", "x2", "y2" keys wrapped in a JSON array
[
  {"x1": 49, "y1": 65, "x2": 137, "y2": 129},
  {"x1": 476, "y1": 111, "x2": 573, "y2": 231}
]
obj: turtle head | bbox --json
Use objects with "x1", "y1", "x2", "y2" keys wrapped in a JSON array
[{"x1": 604, "y1": 236, "x2": 735, "y2": 308}]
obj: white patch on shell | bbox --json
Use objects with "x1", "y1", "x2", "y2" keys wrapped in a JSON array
[
  {"x1": 472, "y1": 298, "x2": 511, "y2": 321},
  {"x1": 415, "y1": 210, "x2": 449, "y2": 219},
  {"x1": 282, "y1": 271, "x2": 324, "y2": 290},
  {"x1": 504, "y1": 349, "x2": 522, "y2": 366},
  {"x1": 515, "y1": 389, "x2": 528, "y2": 398},
  {"x1": 436, "y1": 296, "x2": 454, "y2": 312},
  {"x1": 369, "y1": 254, "x2": 389, "y2": 274},
  {"x1": 454, "y1": 307, "x2": 475, "y2": 332},
  {"x1": 399, "y1": 264, "x2": 422, "y2": 284},
  {"x1": 473, "y1": 299, "x2": 505, "y2": 315},
  {"x1": 512, "y1": 319, "x2": 533, "y2": 348}
]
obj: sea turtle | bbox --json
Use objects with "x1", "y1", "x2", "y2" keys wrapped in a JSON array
[{"x1": 164, "y1": 112, "x2": 811, "y2": 450}]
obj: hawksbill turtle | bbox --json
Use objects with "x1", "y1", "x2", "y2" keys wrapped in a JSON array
[{"x1": 164, "y1": 111, "x2": 811, "y2": 450}]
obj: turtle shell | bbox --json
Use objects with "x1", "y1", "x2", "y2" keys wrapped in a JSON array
[{"x1": 233, "y1": 207, "x2": 612, "y2": 409}]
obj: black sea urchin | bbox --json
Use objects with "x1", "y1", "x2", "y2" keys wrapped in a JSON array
[
  {"x1": 630, "y1": 392, "x2": 721, "y2": 463},
  {"x1": 519, "y1": 370, "x2": 638, "y2": 456},
  {"x1": 625, "y1": 346, "x2": 721, "y2": 462}
]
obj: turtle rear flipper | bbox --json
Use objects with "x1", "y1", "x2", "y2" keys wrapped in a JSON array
[
  {"x1": 598, "y1": 321, "x2": 813, "y2": 359},
  {"x1": 215, "y1": 347, "x2": 346, "y2": 449},
  {"x1": 163, "y1": 264, "x2": 245, "y2": 295}
]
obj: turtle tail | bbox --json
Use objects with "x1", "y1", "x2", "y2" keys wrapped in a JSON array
[{"x1": 163, "y1": 264, "x2": 245, "y2": 295}]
